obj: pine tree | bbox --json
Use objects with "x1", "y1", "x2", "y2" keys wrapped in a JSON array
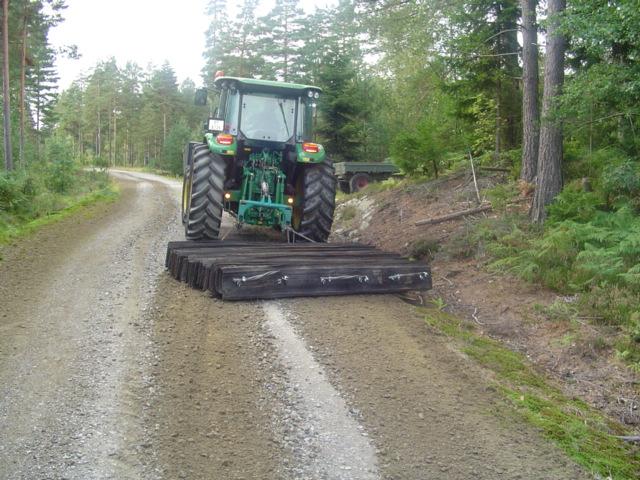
[
  {"x1": 531, "y1": 0, "x2": 567, "y2": 223},
  {"x1": 259, "y1": 0, "x2": 305, "y2": 81},
  {"x1": 2, "y1": 0, "x2": 13, "y2": 170},
  {"x1": 447, "y1": 0, "x2": 522, "y2": 158},
  {"x1": 202, "y1": 0, "x2": 228, "y2": 88},
  {"x1": 519, "y1": 0, "x2": 539, "y2": 183}
]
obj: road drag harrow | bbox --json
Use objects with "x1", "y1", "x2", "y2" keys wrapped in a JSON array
[{"x1": 165, "y1": 240, "x2": 432, "y2": 300}]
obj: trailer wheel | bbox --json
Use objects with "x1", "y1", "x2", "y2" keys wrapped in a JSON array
[
  {"x1": 183, "y1": 143, "x2": 225, "y2": 240},
  {"x1": 349, "y1": 173, "x2": 371, "y2": 193},
  {"x1": 292, "y1": 161, "x2": 336, "y2": 242}
]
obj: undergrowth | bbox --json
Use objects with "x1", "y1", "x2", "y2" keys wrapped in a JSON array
[
  {"x1": 423, "y1": 309, "x2": 640, "y2": 479},
  {"x1": 0, "y1": 163, "x2": 115, "y2": 245},
  {"x1": 443, "y1": 160, "x2": 640, "y2": 371},
  {"x1": 335, "y1": 176, "x2": 419, "y2": 203}
]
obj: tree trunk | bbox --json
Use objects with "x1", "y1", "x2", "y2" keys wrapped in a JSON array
[
  {"x1": 97, "y1": 81, "x2": 101, "y2": 158},
  {"x1": 97, "y1": 113, "x2": 101, "y2": 158},
  {"x1": 283, "y1": 6, "x2": 289, "y2": 82},
  {"x1": 113, "y1": 111, "x2": 117, "y2": 165},
  {"x1": 35, "y1": 73, "x2": 40, "y2": 160},
  {"x1": 520, "y1": 0, "x2": 540, "y2": 183},
  {"x1": 284, "y1": 15, "x2": 289, "y2": 82},
  {"x1": 19, "y1": 10, "x2": 27, "y2": 168},
  {"x1": 2, "y1": 0, "x2": 13, "y2": 171},
  {"x1": 530, "y1": 0, "x2": 566, "y2": 223},
  {"x1": 495, "y1": 80, "x2": 501, "y2": 161},
  {"x1": 163, "y1": 111, "x2": 166, "y2": 145},
  {"x1": 107, "y1": 108, "x2": 112, "y2": 166}
]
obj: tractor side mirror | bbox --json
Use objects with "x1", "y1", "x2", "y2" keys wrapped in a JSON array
[
  {"x1": 194, "y1": 88, "x2": 208, "y2": 106},
  {"x1": 206, "y1": 117, "x2": 225, "y2": 133}
]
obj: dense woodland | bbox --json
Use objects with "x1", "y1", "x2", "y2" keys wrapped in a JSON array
[
  {"x1": 1, "y1": 1, "x2": 640, "y2": 361},
  {"x1": 2, "y1": 1, "x2": 638, "y2": 190}
]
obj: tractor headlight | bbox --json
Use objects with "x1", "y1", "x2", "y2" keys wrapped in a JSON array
[
  {"x1": 307, "y1": 90, "x2": 314, "y2": 98},
  {"x1": 314, "y1": 91, "x2": 320, "y2": 99}
]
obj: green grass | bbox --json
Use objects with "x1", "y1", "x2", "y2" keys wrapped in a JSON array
[
  {"x1": 422, "y1": 309, "x2": 640, "y2": 479},
  {"x1": 0, "y1": 185, "x2": 119, "y2": 246},
  {"x1": 335, "y1": 176, "x2": 418, "y2": 203}
]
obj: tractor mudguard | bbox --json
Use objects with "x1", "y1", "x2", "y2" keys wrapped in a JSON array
[
  {"x1": 295, "y1": 143, "x2": 326, "y2": 164},
  {"x1": 205, "y1": 132, "x2": 237, "y2": 156}
]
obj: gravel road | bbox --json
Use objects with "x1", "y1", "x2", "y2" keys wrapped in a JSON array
[{"x1": 0, "y1": 170, "x2": 587, "y2": 479}]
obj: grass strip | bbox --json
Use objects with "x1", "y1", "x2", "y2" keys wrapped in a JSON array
[
  {"x1": 0, "y1": 185, "x2": 120, "y2": 247},
  {"x1": 422, "y1": 308, "x2": 640, "y2": 479}
]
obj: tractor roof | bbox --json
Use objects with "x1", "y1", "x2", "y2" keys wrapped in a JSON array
[{"x1": 214, "y1": 76, "x2": 321, "y2": 96}]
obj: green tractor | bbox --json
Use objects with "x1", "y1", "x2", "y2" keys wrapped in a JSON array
[{"x1": 182, "y1": 76, "x2": 336, "y2": 242}]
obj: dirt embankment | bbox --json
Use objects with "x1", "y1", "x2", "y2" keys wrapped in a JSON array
[{"x1": 331, "y1": 173, "x2": 640, "y2": 435}]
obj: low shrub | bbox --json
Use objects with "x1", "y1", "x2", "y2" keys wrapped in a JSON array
[
  {"x1": 408, "y1": 237, "x2": 440, "y2": 261},
  {"x1": 44, "y1": 136, "x2": 78, "y2": 194}
]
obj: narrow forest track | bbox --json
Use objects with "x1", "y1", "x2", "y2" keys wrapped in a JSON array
[{"x1": 0, "y1": 170, "x2": 587, "y2": 479}]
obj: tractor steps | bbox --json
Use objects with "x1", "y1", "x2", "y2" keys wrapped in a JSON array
[{"x1": 165, "y1": 241, "x2": 432, "y2": 300}]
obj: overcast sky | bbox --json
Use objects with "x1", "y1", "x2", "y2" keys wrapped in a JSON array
[{"x1": 49, "y1": 0, "x2": 336, "y2": 90}]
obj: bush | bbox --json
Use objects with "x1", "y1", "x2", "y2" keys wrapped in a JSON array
[
  {"x1": 44, "y1": 136, "x2": 77, "y2": 194},
  {"x1": 408, "y1": 237, "x2": 440, "y2": 261},
  {"x1": 601, "y1": 159, "x2": 640, "y2": 210},
  {"x1": 441, "y1": 214, "x2": 534, "y2": 261},
  {"x1": 162, "y1": 121, "x2": 192, "y2": 175},
  {"x1": 485, "y1": 183, "x2": 520, "y2": 211},
  {"x1": 390, "y1": 117, "x2": 450, "y2": 177},
  {"x1": 546, "y1": 186, "x2": 605, "y2": 223},
  {"x1": 562, "y1": 145, "x2": 628, "y2": 185},
  {"x1": 0, "y1": 171, "x2": 46, "y2": 219}
]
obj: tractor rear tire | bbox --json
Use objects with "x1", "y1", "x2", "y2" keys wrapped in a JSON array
[
  {"x1": 293, "y1": 161, "x2": 336, "y2": 242},
  {"x1": 183, "y1": 143, "x2": 225, "y2": 240}
]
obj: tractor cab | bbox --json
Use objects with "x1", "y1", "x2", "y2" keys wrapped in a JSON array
[
  {"x1": 212, "y1": 77, "x2": 319, "y2": 145},
  {"x1": 206, "y1": 77, "x2": 322, "y2": 161}
]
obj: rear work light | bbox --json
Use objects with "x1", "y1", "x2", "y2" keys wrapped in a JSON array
[
  {"x1": 216, "y1": 134, "x2": 234, "y2": 145},
  {"x1": 302, "y1": 143, "x2": 319, "y2": 153}
]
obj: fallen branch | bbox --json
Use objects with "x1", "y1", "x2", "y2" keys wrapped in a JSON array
[
  {"x1": 472, "y1": 307, "x2": 484, "y2": 325},
  {"x1": 616, "y1": 435, "x2": 640, "y2": 443},
  {"x1": 479, "y1": 166, "x2": 511, "y2": 173},
  {"x1": 438, "y1": 275, "x2": 454, "y2": 286},
  {"x1": 415, "y1": 204, "x2": 492, "y2": 226}
]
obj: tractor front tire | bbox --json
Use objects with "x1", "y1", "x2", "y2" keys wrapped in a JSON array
[
  {"x1": 183, "y1": 143, "x2": 225, "y2": 240},
  {"x1": 293, "y1": 162, "x2": 336, "y2": 242}
]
